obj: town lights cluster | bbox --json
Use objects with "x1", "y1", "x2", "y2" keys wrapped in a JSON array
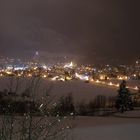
[{"x1": 0, "y1": 61, "x2": 139, "y2": 91}]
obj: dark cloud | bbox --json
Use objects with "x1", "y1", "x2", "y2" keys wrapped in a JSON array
[{"x1": 0, "y1": 0, "x2": 140, "y2": 64}]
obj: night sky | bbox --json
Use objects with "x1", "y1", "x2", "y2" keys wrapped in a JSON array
[{"x1": 0, "y1": 0, "x2": 140, "y2": 64}]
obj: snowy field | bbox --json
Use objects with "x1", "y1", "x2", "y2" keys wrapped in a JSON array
[
  {"x1": 0, "y1": 77, "x2": 140, "y2": 140},
  {"x1": 0, "y1": 77, "x2": 139, "y2": 102},
  {"x1": 72, "y1": 115, "x2": 140, "y2": 140},
  {"x1": 0, "y1": 77, "x2": 118, "y2": 102}
]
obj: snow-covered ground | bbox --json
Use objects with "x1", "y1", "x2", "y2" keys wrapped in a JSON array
[
  {"x1": 0, "y1": 77, "x2": 139, "y2": 102},
  {"x1": 72, "y1": 113, "x2": 140, "y2": 140},
  {"x1": 0, "y1": 77, "x2": 140, "y2": 139},
  {"x1": 0, "y1": 77, "x2": 117, "y2": 102}
]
